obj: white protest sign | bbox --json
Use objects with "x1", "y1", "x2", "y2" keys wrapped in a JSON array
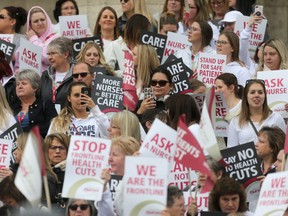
[
  {"x1": 0, "y1": 138, "x2": 13, "y2": 169},
  {"x1": 215, "y1": 92, "x2": 228, "y2": 137},
  {"x1": 234, "y1": 15, "x2": 267, "y2": 58},
  {"x1": 162, "y1": 32, "x2": 191, "y2": 64},
  {"x1": 0, "y1": 34, "x2": 14, "y2": 43},
  {"x1": 19, "y1": 38, "x2": 42, "y2": 74},
  {"x1": 139, "y1": 118, "x2": 177, "y2": 167},
  {"x1": 183, "y1": 191, "x2": 210, "y2": 213},
  {"x1": 198, "y1": 53, "x2": 226, "y2": 87},
  {"x1": 62, "y1": 136, "x2": 111, "y2": 201},
  {"x1": 123, "y1": 156, "x2": 168, "y2": 216},
  {"x1": 60, "y1": 15, "x2": 89, "y2": 39},
  {"x1": 254, "y1": 171, "x2": 288, "y2": 215},
  {"x1": 257, "y1": 70, "x2": 288, "y2": 118}
]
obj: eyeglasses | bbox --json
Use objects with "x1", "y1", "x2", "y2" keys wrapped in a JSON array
[
  {"x1": 211, "y1": 1, "x2": 224, "y2": 6},
  {"x1": 0, "y1": 14, "x2": 11, "y2": 20},
  {"x1": 49, "y1": 146, "x2": 66, "y2": 151},
  {"x1": 215, "y1": 40, "x2": 230, "y2": 45},
  {"x1": 245, "y1": 79, "x2": 265, "y2": 86},
  {"x1": 47, "y1": 52, "x2": 60, "y2": 56},
  {"x1": 72, "y1": 73, "x2": 89, "y2": 79},
  {"x1": 150, "y1": 80, "x2": 169, "y2": 87},
  {"x1": 120, "y1": 0, "x2": 129, "y2": 3},
  {"x1": 69, "y1": 204, "x2": 89, "y2": 211},
  {"x1": 188, "y1": 27, "x2": 200, "y2": 32}
]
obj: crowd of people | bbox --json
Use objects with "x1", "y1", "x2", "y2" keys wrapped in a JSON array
[{"x1": 0, "y1": 0, "x2": 288, "y2": 215}]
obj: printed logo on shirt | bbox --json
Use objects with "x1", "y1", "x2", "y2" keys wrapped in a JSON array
[{"x1": 70, "y1": 124, "x2": 96, "y2": 137}]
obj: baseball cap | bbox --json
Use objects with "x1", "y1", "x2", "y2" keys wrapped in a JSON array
[{"x1": 218, "y1": 11, "x2": 243, "y2": 25}]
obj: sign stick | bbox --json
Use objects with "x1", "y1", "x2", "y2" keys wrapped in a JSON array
[
  {"x1": 43, "y1": 175, "x2": 51, "y2": 211},
  {"x1": 125, "y1": 105, "x2": 128, "y2": 136}
]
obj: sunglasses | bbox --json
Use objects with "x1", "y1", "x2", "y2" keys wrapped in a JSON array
[
  {"x1": 69, "y1": 204, "x2": 89, "y2": 211},
  {"x1": 150, "y1": 80, "x2": 169, "y2": 87},
  {"x1": 72, "y1": 73, "x2": 89, "y2": 79},
  {"x1": 245, "y1": 79, "x2": 265, "y2": 86},
  {"x1": 120, "y1": 0, "x2": 129, "y2": 3}
]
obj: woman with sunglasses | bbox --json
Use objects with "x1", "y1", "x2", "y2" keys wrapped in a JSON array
[
  {"x1": 227, "y1": 79, "x2": 286, "y2": 148},
  {"x1": 66, "y1": 199, "x2": 96, "y2": 216},
  {"x1": 41, "y1": 37, "x2": 74, "y2": 110},
  {"x1": 216, "y1": 31, "x2": 251, "y2": 87}
]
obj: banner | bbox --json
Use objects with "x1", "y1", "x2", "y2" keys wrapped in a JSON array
[
  {"x1": 257, "y1": 70, "x2": 288, "y2": 118},
  {"x1": 62, "y1": 136, "x2": 111, "y2": 201},
  {"x1": 92, "y1": 74, "x2": 124, "y2": 114},
  {"x1": 72, "y1": 36, "x2": 103, "y2": 58},
  {"x1": 123, "y1": 156, "x2": 168, "y2": 216},
  {"x1": 198, "y1": 53, "x2": 226, "y2": 87},
  {"x1": 59, "y1": 15, "x2": 89, "y2": 39},
  {"x1": 0, "y1": 38, "x2": 16, "y2": 63},
  {"x1": 254, "y1": 171, "x2": 288, "y2": 215},
  {"x1": 19, "y1": 38, "x2": 42, "y2": 74},
  {"x1": 140, "y1": 30, "x2": 167, "y2": 63}
]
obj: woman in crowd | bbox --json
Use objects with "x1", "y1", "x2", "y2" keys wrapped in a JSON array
[
  {"x1": 76, "y1": 41, "x2": 115, "y2": 76},
  {"x1": 159, "y1": 12, "x2": 179, "y2": 35},
  {"x1": 208, "y1": 177, "x2": 253, "y2": 215},
  {"x1": 118, "y1": 0, "x2": 135, "y2": 37},
  {"x1": 255, "y1": 126, "x2": 285, "y2": 175},
  {"x1": 227, "y1": 79, "x2": 286, "y2": 147},
  {"x1": 108, "y1": 110, "x2": 141, "y2": 142},
  {"x1": 49, "y1": 81, "x2": 109, "y2": 138},
  {"x1": 104, "y1": 14, "x2": 151, "y2": 77},
  {"x1": 208, "y1": 0, "x2": 229, "y2": 28},
  {"x1": 66, "y1": 199, "x2": 97, "y2": 216},
  {"x1": 11, "y1": 69, "x2": 57, "y2": 138},
  {"x1": 134, "y1": 0, "x2": 157, "y2": 33},
  {"x1": 41, "y1": 36, "x2": 74, "y2": 110},
  {"x1": 190, "y1": 79, "x2": 206, "y2": 93},
  {"x1": 176, "y1": 20, "x2": 214, "y2": 79},
  {"x1": 93, "y1": 6, "x2": 119, "y2": 49},
  {"x1": 216, "y1": 31, "x2": 251, "y2": 86},
  {"x1": 15, "y1": 6, "x2": 59, "y2": 72},
  {"x1": 0, "y1": 6, "x2": 27, "y2": 51},
  {"x1": 53, "y1": 0, "x2": 79, "y2": 34}
]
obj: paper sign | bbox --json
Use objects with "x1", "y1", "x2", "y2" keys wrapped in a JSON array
[
  {"x1": 19, "y1": 38, "x2": 42, "y2": 74},
  {"x1": 0, "y1": 138, "x2": 13, "y2": 169},
  {"x1": 162, "y1": 32, "x2": 191, "y2": 64},
  {"x1": 198, "y1": 53, "x2": 226, "y2": 87},
  {"x1": 0, "y1": 34, "x2": 14, "y2": 43},
  {"x1": 257, "y1": 70, "x2": 288, "y2": 118},
  {"x1": 72, "y1": 36, "x2": 103, "y2": 58},
  {"x1": 123, "y1": 156, "x2": 168, "y2": 216},
  {"x1": 109, "y1": 175, "x2": 123, "y2": 201},
  {"x1": 60, "y1": 15, "x2": 89, "y2": 39},
  {"x1": 0, "y1": 37, "x2": 16, "y2": 63},
  {"x1": 254, "y1": 171, "x2": 288, "y2": 215},
  {"x1": 214, "y1": 93, "x2": 228, "y2": 137},
  {"x1": 234, "y1": 15, "x2": 267, "y2": 58},
  {"x1": 62, "y1": 136, "x2": 111, "y2": 201},
  {"x1": 183, "y1": 191, "x2": 210, "y2": 213}
]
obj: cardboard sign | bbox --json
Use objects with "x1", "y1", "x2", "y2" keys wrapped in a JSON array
[
  {"x1": 0, "y1": 38, "x2": 16, "y2": 63},
  {"x1": 162, "y1": 32, "x2": 191, "y2": 64},
  {"x1": 92, "y1": 74, "x2": 124, "y2": 113},
  {"x1": 140, "y1": 118, "x2": 177, "y2": 168},
  {"x1": 123, "y1": 156, "x2": 168, "y2": 216},
  {"x1": 214, "y1": 93, "x2": 228, "y2": 137},
  {"x1": 257, "y1": 70, "x2": 288, "y2": 118},
  {"x1": 62, "y1": 136, "x2": 111, "y2": 201},
  {"x1": 168, "y1": 162, "x2": 198, "y2": 190},
  {"x1": 140, "y1": 30, "x2": 167, "y2": 63},
  {"x1": 198, "y1": 53, "x2": 226, "y2": 87},
  {"x1": 0, "y1": 138, "x2": 13, "y2": 169},
  {"x1": 19, "y1": 38, "x2": 42, "y2": 74},
  {"x1": 234, "y1": 15, "x2": 267, "y2": 58},
  {"x1": 183, "y1": 191, "x2": 210, "y2": 214},
  {"x1": 109, "y1": 175, "x2": 123, "y2": 201},
  {"x1": 60, "y1": 15, "x2": 89, "y2": 39},
  {"x1": 254, "y1": 171, "x2": 288, "y2": 215},
  {"x1": 72, "y1": 36, "x2": 103, "y2": 58},
  {"x1": 221, "y1": 142, "x2": 262, "y2": 185}
]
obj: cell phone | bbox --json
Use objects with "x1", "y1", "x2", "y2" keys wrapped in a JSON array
[
  {"x1": 81, "y1": 87, "x2": 91, "y2": 105},
  {"x1": 255, "y1": 5, "x2": 263, "y2": 16},
  {"x1": 143, "y1": 87, "x2": 153, "y2": 99}
]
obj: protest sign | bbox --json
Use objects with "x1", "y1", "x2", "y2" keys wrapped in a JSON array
[
  {"x1": 72, "y1": 36, "x2": 103, "y2": 58},
  {"x1": 164, "y1": 54, "x2": 193, "y2": 78},
  {"x1": 0, "y1": 38, "x2": 16, "y2": 63},
  {"x1": 200, "y1": 212, "x2": 227, "y2": 216},
  {"x1": 123, "y1": 156, "x2": 168, "y2": 216},
  {"x1": 91, "y1": 66, "x2": 108, "y2": 76},
  {"x1": 191, "y1": 93, "x2": 205, "y2": 113},
  {"x1": 162, "y1": 32, "x2": 191, "y2": 64},
  {"x1": 198, "y1": 53, "x2": 226, "y2": 87},
  {"x1": 234, "y1": 15, "x2": 267, "y2": 58},
  {"x1": 168, "y1": 162, "x2": 198, "y2": 190},
  {"x1": 60, "y1": 15, "x2": 89, "y2": 39},
  {"x1": 183, "y1": 191, "x2": 210, "y2": 214},
  {"x1": 19, "y1": 38, "x2": 42, "y2": 74},
  {"x1": 62, "y1": 136, "x2": 111, "y2": 201},
  {"x1": 109, "y1": 175, "x2": 123, "y2": 201},
  {"x1": 0, "y1": 34, "x2": 14, "y2": 43},
  {"x1": 214, "y1": 92, "x2": 228, "y2": 137},
  {"x1": 92, "y1": 74, "x2": 124, "y2": 114},
  {"x1": 221, "y1": 142, "x2": 262, "y2": 185},
  {"x1": 0, "y1": 138, "x2": 13, "y2": 169},
  {"x1": 140, "y1": 118, "x2": 177, "y2": 168},
  {"x1": 254, "y1": 171, "x2": 288, "y2": 215},
  {"x1": 140, "y1": 30, "x2": 167, "y2": 63},
  {"x1": 257, "y1": 70, "x2": 288, "y2": 118}
]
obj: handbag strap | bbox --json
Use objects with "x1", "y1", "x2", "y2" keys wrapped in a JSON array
[{"x1": 249, "y1": 119, "x2": 258, "y2": 136}]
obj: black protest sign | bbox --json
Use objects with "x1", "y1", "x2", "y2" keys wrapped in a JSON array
[
  {"x1": 109, "y1": 175, "x2": 123, "y2": 201},
  {"x1": 158, "y1": 58, "x2": 192, "y2": 94},
  {"x1": 91, "y1": 66, "x2": 108, "y2": 76},
  {"x1": 140, "y1": 30, "x2": 167, "y2": 63},
  {"x1": 0, "y1": 39, "x2": 16, "y2": 63},
  {"x1": 201, "y1": 211, "x2": 228, "y2": 216},
  {"x1": 164, "y1": 54, "x2": 193, "y2": 78},
  {"x1": 72, "y1": 36, "x2": 103, "y2": 58},
  {"x1": 221, "y1": 142, "x2": 262, "y2": 185},
  {"x1": 92, "y1": 74, "x2": 124, "y2": 113}
]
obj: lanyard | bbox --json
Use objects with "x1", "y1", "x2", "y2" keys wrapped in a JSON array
[{"x1": 17, "y1": 112, "x2": 26, "y2": 123}]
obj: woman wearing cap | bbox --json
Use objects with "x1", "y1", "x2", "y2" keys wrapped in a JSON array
[{"x1": 218, "y1": 10, "x2": 243, "y2": 32}]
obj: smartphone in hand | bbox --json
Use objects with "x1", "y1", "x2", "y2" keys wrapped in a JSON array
[
  {"x1": 81, "y1": 87, "x2": 91, "y2": 105},
  {"x1": 255, "y1": 5, "x2": 263, "y2": 16}
]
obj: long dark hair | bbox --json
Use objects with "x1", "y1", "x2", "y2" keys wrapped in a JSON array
[
  {"x1": 3, "y1": 6, "x2": 27, "y2": 33},
  {"x1": 216, "y1": 73, "x2": 243, "y2": 99}
]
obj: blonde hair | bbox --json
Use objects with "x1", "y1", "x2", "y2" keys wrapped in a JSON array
[
  {"x1": 16, "y1": 133, "x2": 29, "y2": 152},
  {"x1": 0, "y1": 85, "x2": 14, "y2": 129},
  {"x1": 111, "y1": 136, "x2": 140, "y2": 155},
  {"x1": 134, "y1": 0, "x2": 157, "y2": 27}
]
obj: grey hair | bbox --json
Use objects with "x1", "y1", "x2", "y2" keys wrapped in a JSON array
[
  {"x1": 16, "y1": 69, "x2": 41, "y2": 91},
  {"x1": 48, "y1": 36, "x2": 73, "y2": 62}
]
